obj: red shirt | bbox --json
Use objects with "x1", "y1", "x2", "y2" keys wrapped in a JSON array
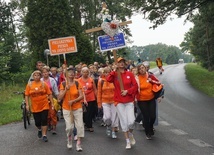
[{"x1": 106, "y1": 70, "x2": 138, "y2": 104}]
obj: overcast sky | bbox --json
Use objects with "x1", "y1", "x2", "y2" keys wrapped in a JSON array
[{"x1": 128, "y1": 14, "x2": 194, "y2": 48}]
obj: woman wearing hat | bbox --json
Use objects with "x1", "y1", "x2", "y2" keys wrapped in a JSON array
[
  {"x1": 25, "y1": 70, "x2": 54, "y2": 142},
  {"x1": 106, "y1": 57, "x2": 138, "y2": 149}
]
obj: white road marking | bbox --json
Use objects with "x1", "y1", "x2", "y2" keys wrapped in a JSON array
[
  {"x1": 170, "y1": 129, "x2": 188, "y2": 135},
  {"x1": 188, "y1": 139, "x2": 213, "y2": 148},
  {"x1": 159, "y1": 121, "x2": 171, "y2": 126}
]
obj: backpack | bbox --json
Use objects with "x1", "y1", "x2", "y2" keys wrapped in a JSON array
[
  {"x1": 148, "y1": 73, "x2": 165, "y2": 99},
  {"x1": 152, "y1": 84, "x2": 165, "y2": 99}
]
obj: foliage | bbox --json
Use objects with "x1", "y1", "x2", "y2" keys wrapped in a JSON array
[
  {"x1": 24, "y1": 0, "x2": 93, "y2": 67},
  {"x1": 76, "y1": 0, "x2": 135, "y2": 60},
  {"x1": 181, "y1": 3, "x2": 214, "y2": 71},
  {"x1": 180, "y1": 30, "x2": 193, "y2": 53},
  {"x1": 127, "y1": 43, "x2": 193, "y2": 65},
  {"x1": 0, "y1": 1, "x2": 13, "y2": 83},
  {"x1": 129, "y1": 0, "x2": 214, "y2": 29}
]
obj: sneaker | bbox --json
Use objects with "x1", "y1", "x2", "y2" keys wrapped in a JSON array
[
  {"x1": 76, "y1": 144, "x2": 83, "y2": 152},
  {"x1": 112, "y1": 132, "x2": 117, "y2": 139},
  {"x1": 42, "y1": 136, "x2": 48, "y2": 142},
  {"x1": 89, "y1": 128, "x2": 94, "y2": 132},
  {"x1": 125, "y1": 142, "x2": 131, "y2": 149},
  {"x1": 52, "y1": 130, "x2": 57, "y2": 135},
  {"x1": 129, "y1": 133, "x2": 136, "y2": 145},
  {"x1": 106, "y1": 128, "x2": 111, "y2": 136},
  {"x1": 100, "y1": 121, "x2": 105, "y2": 127},
  {"x1": 115, "y1": 127, "x2": 119, "y2": 132},
  {"x1": 67, "y1": 135, "x2": 72, "y2": 149},
  {"x1": 37, "y1": 130, "x2": 42, "y2": 138},
  {"x1": 146, "y1": 134, "x2": 152, "y2": 140},
  {"x1": 150, "y1": 130, "x2": 154, "y2": 136},
  {"x1": 74, "y1": 135, "x2": 78, "y2": 141}
]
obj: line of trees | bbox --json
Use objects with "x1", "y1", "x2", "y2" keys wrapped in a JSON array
[
  {"x1": 180, "y1": 3, "x2": 214, "y2": 71},
  {"x1": 119, "y1": 43, "x2": 193, "y2": 65}
]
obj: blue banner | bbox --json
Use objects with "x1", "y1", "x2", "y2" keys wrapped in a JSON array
[{"x1": 98, "y1": 32, "x2": 126, "y2": 52}]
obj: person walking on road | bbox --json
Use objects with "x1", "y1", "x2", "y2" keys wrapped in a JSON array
[
  {"x1": 156, "y1": 57, "x2": 164, "y2": 74},
  {"x1": 78, "y1": 67, "x2": 97, "y2": 132},
  {"x1": 143, "y1": 61, "x2": 160, "y2": 127},
  {"x1": 106, "y1": 57, "x2": 138, "y2": 149},
  {"x1": 58, "y1": 68, "x2": 84, "y2": 151},
  {"x1": 97, "y1": 67, "x2": 119, "y2": 139},
  {"x1": 25, "y1": 70, "x2": 54, "y2": 142},
  {"x1": 41, "y1": 66, "x2": 59, "y2": 134},
  {"x1": 136, "y1": 64, "x2": 162, "y2": 140}
]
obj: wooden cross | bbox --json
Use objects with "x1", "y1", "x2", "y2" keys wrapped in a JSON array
[{"x1": 85, "y1": 2, "x2": 132, "y2": 90}]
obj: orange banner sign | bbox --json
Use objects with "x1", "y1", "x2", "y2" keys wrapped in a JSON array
[{"x1": 48, "y1": 36, "x2": 77, "y2": 55}]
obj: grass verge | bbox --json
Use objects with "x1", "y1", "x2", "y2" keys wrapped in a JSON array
[
  {"x1": 185, "y1": 63, "x2": 214, "y2": 97},
  {"x1": 0, "y1": 85, "x2": 24, "y2": 125}
]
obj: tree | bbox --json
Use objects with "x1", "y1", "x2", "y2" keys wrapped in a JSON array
[
  {"x1": 180, "y1": 29, "x2": 193, "y2": 53},
  {"x1": 0, "y1": 1, "x2": 13, "y2": 82},
  {"x1": 129, "y1": 0, "x2": 213, "y2": 28},
  {"x1": 25, "y1": 0, "x2": 93, "y2": 67},
  {"x1": 189, "y1": 3, "x2": 214, "y2": 71},
  {"x1": 77, "y1": 0, "x2": 134, "y2": 60},
  {"x1": 180, "y1": 2, "x2": 214, "y2": 70}
]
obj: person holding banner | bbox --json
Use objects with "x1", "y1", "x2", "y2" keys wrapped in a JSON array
[
  {"x1": 106, "y1": 57, "x2": 138, "y2": 149},
  {"x1": 58, "y1": 68, "x2": 84, "y2": 151}
]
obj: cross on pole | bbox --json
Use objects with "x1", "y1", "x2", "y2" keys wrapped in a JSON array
[{"x1": 85, "y1": 2, "x2": 132, "y2": 90}]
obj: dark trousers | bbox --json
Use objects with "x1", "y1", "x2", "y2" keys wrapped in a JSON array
[
  {"x1": 135, "y1": 104, "x2": 143, "y2": 123},
  {"x1": 83, "y1": 100, "x2": 97, "y2": 128},
  {"x1": 137, "y1": 99, "x2": 156, "y2": 135},
  {"x1": 33, "y1": 110, "x2": 49, "y2": 127}
]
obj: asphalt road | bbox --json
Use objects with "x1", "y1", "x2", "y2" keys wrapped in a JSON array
[{"x1": 0, "y1": 63, "x2": 214, "y2": 155}]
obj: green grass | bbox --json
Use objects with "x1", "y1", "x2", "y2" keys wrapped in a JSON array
[
  {"x1": 185, "y1": 63, "x2": 214, "y2": 97},
  {"x1": 0, "y1": 85, "x2": 25, "y2": 125},
  {"x1": 149, "y1": 61, "x2": 157, "y2": 69}
]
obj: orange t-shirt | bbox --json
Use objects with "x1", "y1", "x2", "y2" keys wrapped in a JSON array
[
  {"x1": 78, "y1": 77, "x2": 96, "y2": 102},
  {"x1": 59, "y1": 81, "x2": 83, "y2": 111},
  {"x1": 137, "y1": 74, "x2": 154, "y2": 101},
  {"x1": 25, "y1": 81, "x2": 51, "y2": 113},
  {"x1": 97, "y1": 78, "x2": 115, "y2": 108}
]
